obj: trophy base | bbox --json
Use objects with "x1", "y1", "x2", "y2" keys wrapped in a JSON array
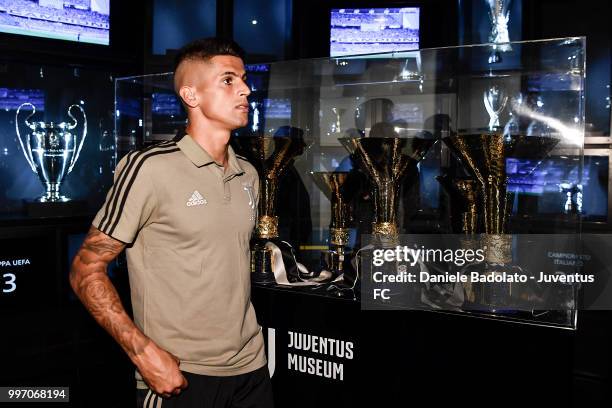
[
  {"x1": 321, "y1": 249, "x2": 348, "y2": 277},
  {"x1": 251, "y1": 245, "x2": 276, "y2": 285},
  {"x1": 24, "y1": 199, "x2": 87, "y2": 218}
]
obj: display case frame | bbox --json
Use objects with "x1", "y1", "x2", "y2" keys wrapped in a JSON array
[{"x1": 115, "y1": 36, "x2": 587, "y2": 329}]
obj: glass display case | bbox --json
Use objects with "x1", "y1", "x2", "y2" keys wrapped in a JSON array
[
  {"x1": 0, "y1": 62, "x2": 116, "y2": 219},
  {"x1": 115, "y1": 37, "x2": 586, "y2": 329}
]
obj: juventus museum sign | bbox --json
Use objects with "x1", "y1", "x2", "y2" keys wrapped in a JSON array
[{"x1": 252, "y1": 287, "x2": 359, "y2": 407}]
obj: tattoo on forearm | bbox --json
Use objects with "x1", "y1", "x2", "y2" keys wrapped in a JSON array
[{"x1": 70, "y1": 227, "x2": 150, "y2": 359}]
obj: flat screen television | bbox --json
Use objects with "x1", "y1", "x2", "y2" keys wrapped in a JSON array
[
  {"x1": 0, "y1": 0, "x2": 110, "y2": 45},
  {"x1": 330, "y1": 7, "x2": 420, "y2": 57},
  {"x1": 152, "y1": 92, "x2": 182, "y2": 117},
  {"x1": 263, "y1": 98, "x2": 291, "y2": 120},
  {"x1": 0, "y1": 88, "x2": 45, "y2": 111},
  {"x1": 507, "y1": 156, "x2": 608, "y2": 221}
]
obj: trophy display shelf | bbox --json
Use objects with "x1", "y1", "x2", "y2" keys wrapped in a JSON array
[
  {"x1": 339, "y1": 135, "x2": 435, "y2": 243},
  {"x1": 232, "y1": 134, "x2": 307, "y2": 285},
  {"x1": 310, "y1": 171, "x2": 352, "y2": 277},
  {"x1": 23, "y1": 198, "x2": 88, "y2": 218}
]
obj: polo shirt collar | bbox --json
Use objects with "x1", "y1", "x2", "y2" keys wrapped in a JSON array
[{"x1": 177, "y1": 134, "x2": 244, "y2": 176}]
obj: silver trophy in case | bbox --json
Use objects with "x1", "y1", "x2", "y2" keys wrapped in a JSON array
[{"x1": 16, "y1": 102, "x2": 87, "y2": 202}]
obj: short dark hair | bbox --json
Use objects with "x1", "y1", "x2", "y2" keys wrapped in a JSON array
[{"x1": 173, "y1": 38, "x2": 246, "y2": 72}]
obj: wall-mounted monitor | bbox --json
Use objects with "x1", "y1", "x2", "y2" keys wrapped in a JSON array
[
  {"x1": 0, "y1": 88, "x2": 45, "y2": 111},
  {"x1": 263, "y1": 98, "x2": 291, "y2": 120},
  {"x1": 507, "y1": 155, "x2": 609, "y2": 222},
  {"x1": 330, "y1": 7, "x2": 420, "y2": 57},
  {"x1": 152, "y1": 93, "x2": 182, "y2": 117},
  {"x1": 0, "y1": 0, "x2": 110, "y2": 45}
]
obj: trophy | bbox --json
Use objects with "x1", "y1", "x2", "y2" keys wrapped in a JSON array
[
  {"x1": 340, "y1": 135, "x2": 434, "y2": 305},
  {"x1": 436, "y1": 175, "x2": 479, "y2": 235},
  {"x1": 436, "y1": 175, "x2": 481, "y2": 302},
  {"x1": 232, "y1": 134, "x2": 306, "y2": 284},
  {"x1": 483, "y1": 85, "x2": 508, "y2": 131},
  {"x1": 339, "y1": 136, "x2": 435, "y2": 241},
  {"x1": 443, "y1": 107, "x2": 559, "y2": 309},
  {"x1": 310, "y1": 171, "x2": 352, "y2": 276},
  {"x1": 559, "y1": 181, "x2": 582, "y2": 215},
  {"x1": 486, "y1": 0, "x2": 512, "y2": 64},
  {"x1": 16, "y1": 103, "x2": 87, "y2": 202},
  {"x1": 250, "y1": 101, "x2": 261, "y2": 133},
  {"x1": 330, "y1": 107, "x2": 346, "y2": 134}
]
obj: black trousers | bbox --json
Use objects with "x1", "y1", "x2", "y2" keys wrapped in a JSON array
[{"x1": 136, "y1": 366, "x2": 274, "y2": 408}]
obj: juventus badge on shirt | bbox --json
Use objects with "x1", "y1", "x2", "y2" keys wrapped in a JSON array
[{"x1": 242, "y1": 181, "x2": 256, "y2": 221}]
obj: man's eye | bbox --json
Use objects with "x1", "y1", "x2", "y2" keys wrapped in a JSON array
[{"x1": 223, "y1": 78, "x2": 233, "y2": 85}]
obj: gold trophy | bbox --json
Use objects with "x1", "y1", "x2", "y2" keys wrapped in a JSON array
[
  {"x1": 339, "y1": 135, "x2": 435, "y2": 242},
  {"x1": 232, "y1": 134, "x2": 306, "y2": 284},
  {"x1": 310, "y1": 171, "x2": 352, "y2": 276},
  {"x1": 436, "y1": 175, "x2": 479, "y2": 235},
  {"x1": 443, "y1": 91, "x2": 560, "y2": 309},
  {"x1": 437, "y1": 174, "x2": 480, "y2": 302},
  {"x1": 339, "y1": 134, "x2": 434, "y2": 305}
]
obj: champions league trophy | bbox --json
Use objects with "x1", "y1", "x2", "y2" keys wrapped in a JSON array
[
  {"x1": 310, "y1": 171, "x2": 352, "y2": 276},
  {"x1": 232, "y1": 134, "x2": 306, "y2": 284},
  {"x1": 442, "y1": 86, "x2": 559, "y2": 310},
  {"x1": 486, "y1": 0, "x2": 512, "y2": 64},
  {"x1": 16, "y1": 102, "x2": 87, "y2": 202}
]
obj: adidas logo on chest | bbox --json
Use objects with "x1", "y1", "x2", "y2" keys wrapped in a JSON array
[{"x1": 186, "y1": 190, "x2": 207, "y2": 207}]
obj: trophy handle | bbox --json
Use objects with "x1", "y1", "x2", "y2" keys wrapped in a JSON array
[
  {"x1": 66, "y1": 104, "x2": 87, "y2": 174},
  {"x1": 15, "y1": 103, "x2": 37, "y2": 172}
]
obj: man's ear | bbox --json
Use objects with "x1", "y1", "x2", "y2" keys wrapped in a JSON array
[{"x1": 179, "y1": 86, "x2": 198, "y2": 109}]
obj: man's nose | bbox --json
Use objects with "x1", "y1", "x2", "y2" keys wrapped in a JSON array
[{"x1": 238, "y1": 80, "x2": 251, "y2": 97}]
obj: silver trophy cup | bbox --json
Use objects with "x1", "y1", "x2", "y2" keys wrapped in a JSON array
[
  {"x1": 16, "y1": 103, "x2": 87, "y2": 202},
  {"x1": 486, "y1": 0, "x2": 512, "y2": 63},
  {"x1": 483, "y1": 85, "x2": 508, "y2": 131}
]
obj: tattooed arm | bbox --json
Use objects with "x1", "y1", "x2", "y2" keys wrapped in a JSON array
[{"x1": 69, "y1": 226, "x2": 187, "y2": 396}]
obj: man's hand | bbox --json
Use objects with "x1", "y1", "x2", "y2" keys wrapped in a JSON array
[
  {"x1": 69, "y1": 227, "x2": 188, "y2": 397},
  {"x1": 133, "y1": 341, "x2": 188, "y2": 397}
]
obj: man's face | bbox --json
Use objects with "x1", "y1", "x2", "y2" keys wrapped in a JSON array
[{"x1": 194, "y1": 55, "x2": 251, "y2": 130}]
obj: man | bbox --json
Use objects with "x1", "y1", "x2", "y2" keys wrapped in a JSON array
[{"x1": 69, "y1": 38, "x2": 273, "y2": 407}]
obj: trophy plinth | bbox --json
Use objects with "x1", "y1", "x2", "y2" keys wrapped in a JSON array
[
  {"x1": 23, "y1": 199, "x2": 88, "y2": 218},
  {"x1": 250, "y1": 241, "x2": 275, "y2": 285},
  {"x1": 311, "y1": 171, "x2": 352, "y2": 276},
  {"x1": 232, "y1": 135, "x2": 306, "y2": 283},
  {"x1": 16, "y1": 103, "x2": 87, "y2": 204},
  {"x1": 339, "y1": 136, "x2": 435, "y2": 243}
]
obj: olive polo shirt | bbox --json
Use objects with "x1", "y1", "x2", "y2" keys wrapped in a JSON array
[{"x1": 92, "y1": 134, "x2": 266, "y2": 386}]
